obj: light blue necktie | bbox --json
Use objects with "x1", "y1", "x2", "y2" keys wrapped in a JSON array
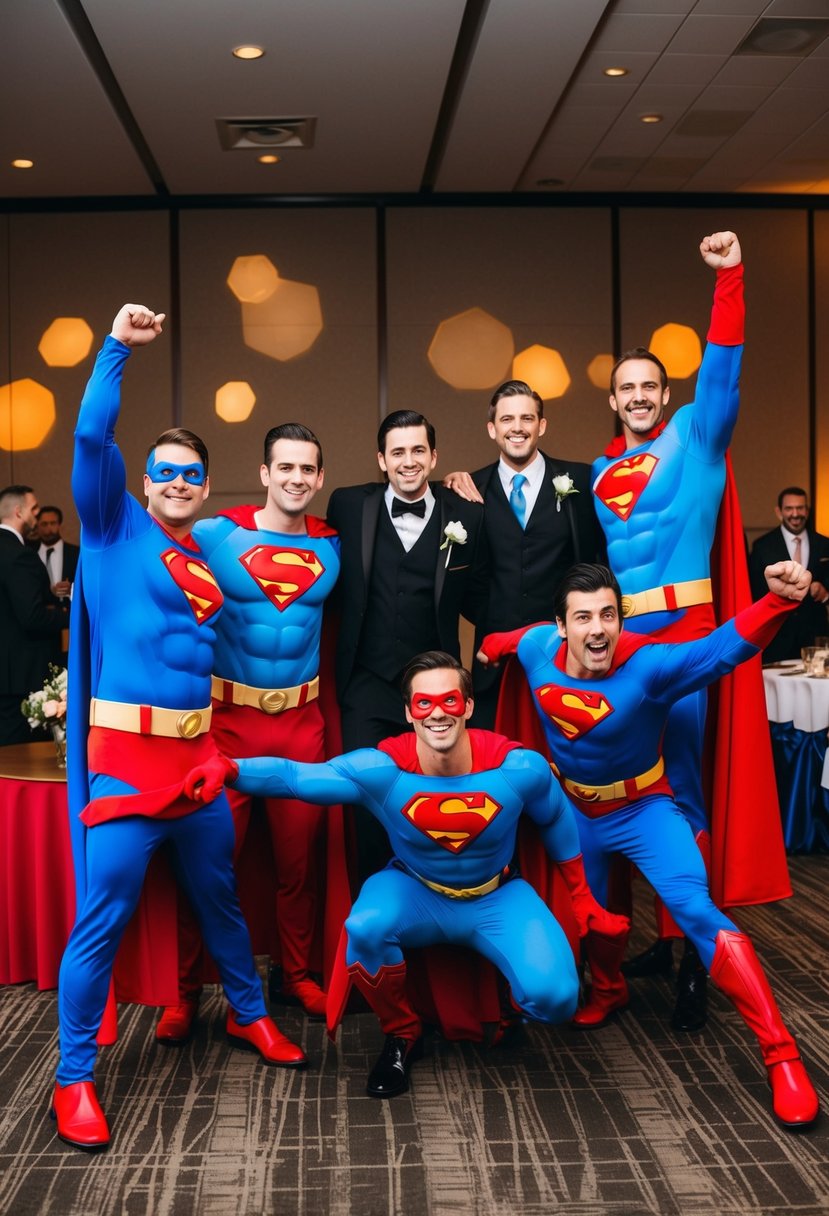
[{"x1": 509, "y1": 473, "x2": 527, "y2": 529}]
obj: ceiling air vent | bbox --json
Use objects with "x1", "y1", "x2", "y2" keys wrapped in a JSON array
[
  {"x1": 216, "y1": 117, "x2": 317, "y2": 151},
  {"x1": 735, "y1": 18, "x2": 829, "y2": 57}
]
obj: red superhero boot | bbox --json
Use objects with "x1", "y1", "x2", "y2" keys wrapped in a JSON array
[
  {"x1": 225, "y1": 1012, "x2": 308, "y2": 1068},
  {"x1": 572, "y1": 928, "x2": 630, "y2": 1028},
  {"x1": 349, "y1": 961, "x2": 423, "y2": 1098},
  {"x1": 51, "y1": 1081, "x2": 110, "y2": 1151},
  {"x1": 710, "y1": 929, "x2": 819, "y2": 1130}
]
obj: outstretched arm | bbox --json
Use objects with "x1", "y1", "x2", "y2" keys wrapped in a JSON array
[
  {"x1": 684, "y1": 231, "x2": 743, "y2": 460},
  {"x1": 648, "y1": 560, "x2": 809, "y2": 701},
  {"x1": 72, "y1": 304, "x2": 166, "y2": 543}
]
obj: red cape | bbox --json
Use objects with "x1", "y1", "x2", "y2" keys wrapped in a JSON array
[{"x1": 495, "y1": 456, "x2": 790, "y2": 911}]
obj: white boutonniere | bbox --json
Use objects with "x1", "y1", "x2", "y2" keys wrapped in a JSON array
[
  {"x1": 440, "y1": 520, "x2": 468, "y2": 568},
  {"x1": 552, "y1": 473, "x2": 579, "y2": 513}
]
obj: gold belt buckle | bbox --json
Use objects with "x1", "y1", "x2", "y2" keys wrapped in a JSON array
[
  {"x1": 620, "y1": 594, "x2": 635, "y2": 619},
  {"x1": 176, "y1": 711, "x2": 203, "y2": 739},
  {"x1": 259, "y1": 688, "x2": 289, "y2": 714}
]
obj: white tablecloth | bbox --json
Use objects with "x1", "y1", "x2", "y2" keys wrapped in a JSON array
[{"x1": 763, "y1": 667, "x2": 829, "y2": 789}]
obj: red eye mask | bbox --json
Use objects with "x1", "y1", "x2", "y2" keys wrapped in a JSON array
[{"x1": 408, "y1": 689, "x2": 467, "y2": 720}]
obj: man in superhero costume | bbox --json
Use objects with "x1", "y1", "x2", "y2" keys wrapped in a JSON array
[
  {"x1": 155, "y1": 422, "x2": 348, "y2": 1041},
  {"x1": 54, "y1": 305, "x2": 306, "y2": 1153},
  {"x1": 185, "y1": 650, "x2": 628, "y2": 1099},
  {"x1": 591, "y1": 230, "x2": 788, "y2": 1032},
  {"x1": 478, "y1": 560, "x2": 819, "y2": 1129}
]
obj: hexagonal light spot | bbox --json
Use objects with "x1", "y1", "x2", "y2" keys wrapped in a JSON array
[
  {"x1": 512, "y1": 344, "x2": 571, "y2": 400},
  {"x1": 38, "y1": 317, "x2": 94, "y2": 367},
  {"x1": 215, "y1": 381, "x2": 256, "y2": 423},
  {"x1": 648, "y1": 322, "x2": 701, "y2": 380},
  {"x1": 227, "y1": 255, "x2": 280, "y2": 304},
  {"x1": 428, "y1": 307, "x2": 514, "y2": 390},
  {"x1": 587, "y1": 353, "x2": 615, "y2": 390},
  {"x1": 242, "y1": 278, "x2": 323, "y2": 361},
  {"x1": 0, "y1": 378, "x2": 56, "y2": 450}
]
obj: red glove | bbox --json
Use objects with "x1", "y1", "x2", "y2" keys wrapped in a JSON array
[
  {"x1": 557, "y1": 855, "x2": 630, "y2": 939},
  {"x1": 183, "y1": 754, "x2": 239, "y2": 803}
]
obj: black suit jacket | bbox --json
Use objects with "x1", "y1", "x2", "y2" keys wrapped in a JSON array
[
  {"x1": 39, "y1": 540, "x2": 80, "y2": 584},
  {"x1": 326, "y1": 482, "x2": 488, "y2": 695},
  {"x1": 748, "y1": 526, "x2": 829, "y2": 661},
  {"x1": 0, "y1": 528, "x2": 69, "y2": 696},
  {"x1": 470, "y1": 452, "x2": 604, "y2": 671}
]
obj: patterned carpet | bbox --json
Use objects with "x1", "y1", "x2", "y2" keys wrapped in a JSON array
[{"x1": 2, "y1": 856, "x2": 829, "y2": 1216}]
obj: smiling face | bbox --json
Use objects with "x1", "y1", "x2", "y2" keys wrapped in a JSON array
[
  {"x1": 557, "y1": 588, "x2": 622, "y2": 679},
  {"x1": 143, "y1": 442, "x2": 209, "y2": 534},
  {"x1": 260, "y1": 438, "x2": 324, "y2": 523},
  {"x1": 487, "y1": 394, "x2": 546, "y2": 471},
  {"x1": 405, "y1": 667, "x2": 473, "y2": 758},
  {"x1": 609, "y1": 357, "x2": 670, "y2": 447},
  {"x1": 776, "y1": 493, "x2": 809, "y2": 536},
  {"x1": 378, "y1": 424, "x2": 437, "y2": 501}
]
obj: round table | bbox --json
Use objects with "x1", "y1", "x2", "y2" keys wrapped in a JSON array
[{"x1": 762, "y1": 666, "x2": 829, "y2": 853}]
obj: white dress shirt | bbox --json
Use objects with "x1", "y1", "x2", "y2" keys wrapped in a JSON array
[
  {"x1": 385, "y1": 485, "x2": 435, "y2": 553},
  {"x1": 781, "y1": 525, "x2": 810, "y2": 569},
  {"x1": 498, "y1": 451, "x2": 545, "y2": 523}
]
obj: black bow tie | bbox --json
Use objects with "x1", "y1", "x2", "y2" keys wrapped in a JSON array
[{"x1": 391, "y1": 497, "x2": 426, "y2": 519}]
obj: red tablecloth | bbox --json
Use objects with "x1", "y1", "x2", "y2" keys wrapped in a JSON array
[
  {"x1": 0, "y1": 758, "x2": 75, "y2": 989},
  {"x1": 0, "y1": 742, "x2": 325, "y2": 1001}
]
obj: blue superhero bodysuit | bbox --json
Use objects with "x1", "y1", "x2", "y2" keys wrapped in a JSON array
[
  {"x1": 57, "y1": 335, "x2": 268, "y2": 1086},
  {"x1": 232, "y1": 732, "x2": 592, "y2": 1028},
  {"x1": 591, "y1": 264, "x2": 743, "y2": 840},
  {"x1": 512, "y1": 596, "x2": 788, "y2": 969},
  {"x1": 187, "y1": 509, "x2": 345, "y2": 1000},
  {"x1": 480, "y1": 593, "x2": 820, "y2": 1130}
]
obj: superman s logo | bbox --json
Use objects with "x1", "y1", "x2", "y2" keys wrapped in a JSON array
[
  {"x1": 240, "y1": 544, "x2": 325, "y2": 611},
  {"x1": 535, "y1": 684, "x2": 614, "y2": 740},
  {"x1": 161, "y1": 550, "x2": 224, "y2": 624},
  {"x1": 594, "y1": 453, "x2": 658, "y2": 521},
  {"x1": 402, "y1": 791, "x2": 502, "y2": 853}
]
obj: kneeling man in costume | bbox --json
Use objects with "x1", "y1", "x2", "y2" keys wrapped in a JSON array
[
  {"x1": 187, "y1": 650, "x2": 628, "y2": 1099},
  {"x1": 479, "y1": 559, "x2": 819, "y2": 1129}
]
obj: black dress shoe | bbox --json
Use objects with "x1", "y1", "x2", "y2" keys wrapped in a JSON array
[
  {"x1": 671, "y1": 942, "x2": 708, "y2": 1032},
  {"x1": 621, "y1": 937, "x2": 674, "y2": 979},
  {"x1": 366, "y1": 1035, "x2": 423, "y2": 1099}
]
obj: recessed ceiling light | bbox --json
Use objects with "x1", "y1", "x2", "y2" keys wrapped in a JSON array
[
  {"x1": 603, "y1": 67, "x2": 629, "y2": 77},
  {"x1": 258, "y1": 154, "x2": 280, "y2": 165},
  {"x1": 12, "y1": 158, "x2": 33, "y2": 169},
  {"x1": 233, "y1": 45, "x2": 265, "y2": 60},
  {"x1": 640, "y1": 113, "x2": 663, "y2": 124}
]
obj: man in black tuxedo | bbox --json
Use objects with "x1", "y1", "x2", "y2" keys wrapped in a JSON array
[
  {"x1": 326, "y1": 409, "x2": 488, "y2": 877},
  {"x1": 445, "y1": 380, "x2": 604, "y2": 726},
  {"x1": 749, "y1": 486, "x2": 829, "y2": 662},
  {"x1": 0, "y1": 485, "x2": 70, "y2": 745},
  {"x1": 35, "y1": 505, "x2": 79, "y2": 600}
]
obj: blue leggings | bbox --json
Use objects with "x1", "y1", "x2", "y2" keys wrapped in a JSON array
[
  {"x1": 344, "y1": 867, "x2": 579, "y2": 1024},
  {"x1": 662, "y1": 688, "x2": 709, "y2": 839},
  {"x1": 57, "y1": 794, "x2": 266, "y2": 1084},
  {"x1": 577, "y1": 795, "x2": 735, "y2": 970}
]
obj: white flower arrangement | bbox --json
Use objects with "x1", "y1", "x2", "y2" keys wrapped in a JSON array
[
  {"x1": 552, "y1": 473, "x2": 579, "y2": 513},
  {"x1": 440, "y1": 520, "x2": 468, "y2": 568},
  {"x1": 21, "y1": 664, "x2": 68, "y2": 731}
]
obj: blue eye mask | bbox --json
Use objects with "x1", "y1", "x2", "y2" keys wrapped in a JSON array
[{"x1": 145, "y1": 457, "x2": 206, "y2": 485}]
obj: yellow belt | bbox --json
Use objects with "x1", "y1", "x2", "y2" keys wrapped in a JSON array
[
  {"x1": 417, "y1": 870, "x2": 505, "y2": 900},
  {"x1": 89, "y1": 697, "x2": 212, "y2": 739},
  {"x1": 211, "y1": 674, "x2": 319, "y2": 715},
  {"x1": 621, "y1": 578, "x2": 712, "y2": 619},
  {"x1": 563, "y1": 756, "x2": 665, "y2": 804}
]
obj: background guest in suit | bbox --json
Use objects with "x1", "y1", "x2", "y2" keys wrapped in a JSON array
[
  {"x1": 36, "y1": 505, "x2": 79, "y2": 601},
  {"x1": 749, "y1": 486, "x2": 829, "y2": 662},
  {"x1": 0, "y1": 485, "x2": 69, "y2": 746},
  {"x1": 326, "y1": 409, "x2": 488, "y2": 879},
  {"x1": 445, "y1": 380, "x2": 604, "y2": 727}
]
